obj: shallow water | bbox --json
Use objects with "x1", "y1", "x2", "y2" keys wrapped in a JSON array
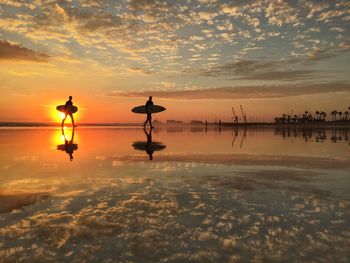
[{"x1": 0, "y1": 126, "x2": 349, "y2": 262}]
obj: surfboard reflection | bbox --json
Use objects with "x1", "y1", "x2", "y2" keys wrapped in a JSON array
[
  {"x1": 132, "y1": 128, "x2": 166, "y2": 160},
  {"x1": 57, "y1": 127, "x2": 78, "y2": 161}
]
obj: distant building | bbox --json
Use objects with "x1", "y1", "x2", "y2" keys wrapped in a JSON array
[
  {"x1": 166, "y1": 120, "x2": 183, "y2": 124},
  {"x1": 190, "y1": 120, "x2": 203, "y2": 125}
]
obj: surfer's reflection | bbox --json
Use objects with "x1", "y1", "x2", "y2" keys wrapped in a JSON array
[
  {"x1": 132, "y1": 128, "x2": 166, "y2": 160},
  {"x1": 57, "y1": 127, "x2": 78, "y2": 161}
]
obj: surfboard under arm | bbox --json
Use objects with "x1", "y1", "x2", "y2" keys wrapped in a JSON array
[
  {"x1": 131, "y1": 105, "x2": 166, "y2": 114},
  {"x1": 56, "y1": 105, "x2": 78, "y2": 114}
]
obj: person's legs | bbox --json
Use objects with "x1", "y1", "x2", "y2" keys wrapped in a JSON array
[
  {"x1": 149, "y1": 114, "x2": 153, "y2": 128},
  {"x1": 144, "y1": 114, "x2": 151, "y2": 127},
  {"x1": 61, "y1": 114, "x2": 68, "y2": 127},
  {"x1": 69, "y1": 113, "x2": 75, "y2": 127}
]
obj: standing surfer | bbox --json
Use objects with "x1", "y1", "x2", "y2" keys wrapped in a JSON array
[
  {"x1": 143, "y1": 96, "x2": 154, "y2": 128},
  {"x1": 61, "y1": 96, "x2": 76, "y2": 127}
]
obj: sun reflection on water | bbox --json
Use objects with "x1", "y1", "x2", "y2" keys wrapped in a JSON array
[{"x1": 51, "y1": 127, "x2": 78, "y2": 147}]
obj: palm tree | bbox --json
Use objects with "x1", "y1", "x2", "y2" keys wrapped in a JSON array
[
  {"x1": 344, "y1": 111, "x2": 349, "y2": 121},
  {"x1": 332, "y1": 110, "x2": 338, "y2": 121},
  {"x1": 315, "y1": 111, "x2": 320, "y2": 121},
  {"x1": 338, "y1": 111, "x2": 342, "y2": 121},
  {"x1": 282, "y1": 114, "x2": 286, "y2": 123},
  {"x1": 303, "y1": 111, "x2": 309, "y2": 122},
  {"x1": 294, "y1": 114, "x2": 299, "y2": 123},
  {"x1": 319, "y1": 111, "x2": 324, "y2": 121}
]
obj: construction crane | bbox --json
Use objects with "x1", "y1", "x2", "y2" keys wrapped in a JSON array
[
  {"x1": 240, "y1": 105, "x2": 247, "y2": 123},
  {"x1": 232, "y1": 107, "x2": 238, "y2": 123}
]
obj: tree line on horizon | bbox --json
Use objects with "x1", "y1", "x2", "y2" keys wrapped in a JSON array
[{"x1": 274, "y1": 107, "x2": 350, "y2": 124}]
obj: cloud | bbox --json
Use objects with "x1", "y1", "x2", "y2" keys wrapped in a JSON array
[
  {"x1": 0, "y1": 40, "x2": 49, "y2": 62},
  {"x1": 0, "y1": 0, "x2": 349, "y2": 78},
  {"x1": 185, "y1": 60, "x2": 278, "y2": 77},
  {"x1": 110, "y1": 82, "x2": 350, "y2": 100},
  {"x1": 306, "y1": 44, "x2": 350, "y2": 61},
  {"x1": 185, "y1": 42, "x2": 350, "y2": 80},
  {"x1": 127, "y1": 0, "x2": 170, "y2": 12},
  {"x1": 236, "y1": 70, "x2": 325, "y2": 81},
  {"x1": 62, "y1": 5, "x2": 123, "y2": 32}
]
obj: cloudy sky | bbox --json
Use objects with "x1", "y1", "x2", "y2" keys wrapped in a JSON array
[{"x1": 0, "y1": 0, "x2": 349, "y2": 123}]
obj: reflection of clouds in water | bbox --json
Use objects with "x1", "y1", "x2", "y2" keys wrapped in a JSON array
[
  {"x1": 1, "y1": 162, "x2": 350, "y2": 262},
  {"x1": 148, "y1": 162, "x2": 201, "y2": 172},
  {"x1": 107, "y1": 153, "x2": 350, "y2": 170},
  {"x1": 0, "y1": 179, "x2": 349, "y2": 261}
]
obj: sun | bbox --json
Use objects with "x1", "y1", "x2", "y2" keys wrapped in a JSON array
[
  {"x1": 59, "y1": 112, "x2": 65, "y2": 120},
  {"x1": 48, "y1": 103, "x2": 65, "y2": 123},
  {"x1": 50, "y1": 108, "x2": 65, "y2": 123},
  {"x1": 49, "y1": 102, "x2": 80, "y2": 124}
]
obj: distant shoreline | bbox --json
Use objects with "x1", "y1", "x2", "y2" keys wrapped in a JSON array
[
  {"x1": 0, "y1": 122, "x2": 141, "y2": 127},
  {"x1": 219, "y1": 121, "x2": 350, "y2": 128},
  {"x1": 0, "y1": 121, "x2": 349, "y2": 128}
]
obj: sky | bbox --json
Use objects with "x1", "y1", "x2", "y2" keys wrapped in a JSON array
[{"x1": 0, "y1": 0, "x2": 349, "y2": 123}]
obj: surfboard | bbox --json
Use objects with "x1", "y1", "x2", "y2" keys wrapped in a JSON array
[
  {"x1": 132, "y1": 141, "x2": 166, "y2": 151},
  {"x1": 131, "y1": 105, "x2": 166, "y2": 114},
  {"x1": 56, "y1": 105, "x2": 78, "y2": 114}
]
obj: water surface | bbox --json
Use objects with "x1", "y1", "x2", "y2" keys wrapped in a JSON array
[{"x1": 0, "y1": 126, "x2": 349, "y2": 262}]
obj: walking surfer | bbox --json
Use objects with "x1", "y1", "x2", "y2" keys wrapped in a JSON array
[
  {"x1": 144, "y1": 96, "x2": 154, "y2": 128},
  {"x1": 61, "y1": 96, "x2": 76, "y2": 127}
]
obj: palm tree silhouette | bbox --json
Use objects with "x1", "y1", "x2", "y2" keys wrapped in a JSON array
[
  {"x1": 293, "y1": 114, "x2": 298, "y2": 123},
  {"x1": 332, "y1": 110, "x2": 338, "y2": 121},
  {"x1": 344, "y1": 111, "x2": 349, "y2": 121},
  {"x1": 338, "y1": 111, "x2": 343, "y2": 121},
  {"x1": 282, "y1": 114, "x2": 286, "y2": 123},
  {"x1": 315, "y1": 111, "x2": 320, "y2": 121}
]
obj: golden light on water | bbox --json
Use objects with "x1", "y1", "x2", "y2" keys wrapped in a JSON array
[
  {"x1": 52, "y1": 130, "x2": 65, "y2": 146},
  {"x1": 51, "y1": 127, "x2": 78, "y2": 150}
]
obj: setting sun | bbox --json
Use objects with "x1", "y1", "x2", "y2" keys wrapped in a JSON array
[{"x1": 51, "y1": 108, "x2": 65, "y2": 123}]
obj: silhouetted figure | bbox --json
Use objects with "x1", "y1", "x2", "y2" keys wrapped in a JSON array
[
  {"x1": 145, "y1": 127, "x2": 154, "y2": 160},
  {"x1": 144, "y1": 96, "x2": 154, "y2": 128},
  {"x1": 57, "y1": 127, "x2": 78, "y2": 161},
  {"x1": 61, "y1": 96, "x2": 76, "y2": 127},
  {"x1": 132, "y1": 127, "x2": 166, "y2": 160}
]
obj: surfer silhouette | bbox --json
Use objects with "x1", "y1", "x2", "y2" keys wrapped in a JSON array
[
  {"x1": 57, "y1": 126, "x2": 78, "y2": 161},
  {"x1": 61, "y1": 96, "x2": 76, "y2": 127},
  {"x1": 144, "y1": 96, "x2": 154, "y2": 128},
  {"x1": 145, "y1": 128, "x2": 154, "y2": 160},
  {"x1": 132, "y1": 127, "x2": 166, "y2": 160}
]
